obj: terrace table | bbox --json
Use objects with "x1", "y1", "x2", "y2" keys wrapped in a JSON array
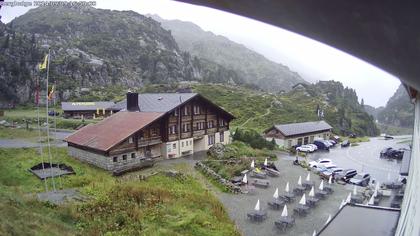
[
  {"x1": 281, "y1": 192, "x2": 296, "y2": 202},
  {"x1": 350, "y1": 195, "x2": 364, "y2": 204},
  {"x1": 307, "y1": 197, "x2": 320, "y2": 207},
  {"x1": 268, "y1": 198, "x2": 286, "y2": 210},
  {"x1": 251, "y1": 179, "x2": 270, "y2": 188},
  {"x1": 294, "y1": 204, "x2": 310, "y2": 216},
  {"x1": 302, "y1": 181, "x2": 315, "y2": 190},
  {"x1": 275, "y1": 216, "x2": 295, "y2": 230},
  {"x1": 247, "y1": 210, "x2": 267, "y2": 222},
  {"x1": 315, "y1": 190, "x2": 328, "y2": 199},
  {"x1": 324, "y1": 185, "x2": 334, "y2": 194},
  {"x1": 293, "y1": 186, "x2": 306, "y2": 195}
]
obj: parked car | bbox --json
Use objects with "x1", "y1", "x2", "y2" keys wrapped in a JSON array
[
  {"x1": 380, "y1": 147, "x2": 404, "y2": 159},
  {"x1": 48, "y1": 110, "x2": 60, "y2": 116},
  {"x1": 307, "y1": 144, "x2": 318, "y2": 151},
  {"x1": 328, "y1": 140, "x2": 337, "y2": 145},
  {"x1": 296, "y1": 144, "x2": 315, "y2": 153},
  {"x1": 308, "y1": 158, "x2": 332, "y2": 168},
  {"x1": 349, "y1": 173, "x2": 371, "y2": 186},
  {"x1": 384, "y1": 135, "x2": 394, "y2": 140},
  {"x1": 349, "y1": 133, "x2": 357, "y2": 138},
  {"x1": 334, "y1": 169, "x2": 358, "y2": 182},
  {"x1": 319, "y1": 167, "x2": 344, "y2": 180},
  {"x1": 313, "y1": 140, "x2": 330, "y2": 150},
  {"x1": 380, "y1": 147, "x2": 393, "y2": 157},
  {"x1": 341, "y1": 140, "x2": 350, "y2": 147},
  {"x1": 315, "y1": 163, "x2": 337, "y2": 173},
  {"x1": 332, "y1": 135, "x2": 341, "y2": 142}
]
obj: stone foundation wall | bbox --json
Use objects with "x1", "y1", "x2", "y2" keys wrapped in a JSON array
[{"x1": 68, "y1": 146, "x2": 113, "y2": 170}]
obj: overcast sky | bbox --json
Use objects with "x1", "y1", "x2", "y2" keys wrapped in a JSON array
[{"x1": 1, "y1": 0, "x2": 401, "y2": 107}]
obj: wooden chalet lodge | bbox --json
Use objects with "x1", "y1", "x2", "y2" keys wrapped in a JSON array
[{"x1": 65, "y1": 92, "x2": 234, "y2": 172}]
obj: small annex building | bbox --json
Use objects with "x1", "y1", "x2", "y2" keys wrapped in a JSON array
[
  {"x1": 61, "y1": 101, "x2": 115, "y2": 119},
  {"x1": 264, "y1": 120, "x2": 332, "y2": 148},
  {"x1": 65, "y1": 92, "x2": 235, "y2": 172}
]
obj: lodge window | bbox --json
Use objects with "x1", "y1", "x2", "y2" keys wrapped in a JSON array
[
  {"x1": 183, "y1": 106, "x2": 190, "y2": 116},
  {"x1": 151, "y1": 128, "x2": 158, "y2": 136},
  {"x1": 173, "y1": 109, "x2": 179, "y2": 116},
  {"x1": 193, "y1": 105, "x2": 200, "y2": 114},
  {"x1": 168, "y1": 125, "x2": 177, "y2": 134},
  {"x1": 173, "y1": 143, "x2": 176, "y2": 149},
  {"x1": 208, "y1": 134, "x2": 215, "y2": 145},
  {"x1": 113, "y1": 156, "x2": 118, "y2": 162},
  {"x1": 182, "y1": 141, "x2": 184, "y2": 147},
  {"x1": 207, "y1": 120, "x2": 214, "y2": 128},
  {"x1": 220, "y1": 119, "x2": 225, "y2": 127},
  {"x1": 122, "y1": 155, "x2": 127, "y2": 161},
  {"x1": 190, "y1": 140, "x2": 192, "y2": 145},
  {"x1": 128, "y1": 137, "x2": 133, "y2": 144},
  {"x1": 131, "y1": 153, "x2": 136, "y2": 159},
  {"x1": 220, "y1": 132, "x2": 224, "y2": 142},
  {"x1": 196, "y1": 122, "x2": 205, "y2": 130},
  {"x1": 183, "y1": 123, "x2": 191, "y2": 132}
]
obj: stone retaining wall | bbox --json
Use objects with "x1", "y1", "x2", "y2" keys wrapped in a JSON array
[{"x1": 195, "y1": 161, "x2": 241, "y2": 194}]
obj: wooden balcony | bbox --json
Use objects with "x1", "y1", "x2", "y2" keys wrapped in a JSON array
[{"x1": 138, "y1": 137, "x2": 162, "y2": 147}]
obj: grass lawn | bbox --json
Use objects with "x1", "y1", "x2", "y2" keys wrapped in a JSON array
[{"x1": 0, "y1": 147, "x2": 239, "y2": 236}]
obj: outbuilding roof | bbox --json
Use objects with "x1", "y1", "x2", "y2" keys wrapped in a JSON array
[
  {"x1": 61, "y1": 101, "x2": 115, "y2": 111},
  {"x1": 65, "y1": 111, "x2": 163, "y2": 152},
  {"x1": 270, "y1": 120, "x2": 332, "y2": 137},
  {"x1": 111, "y1": 93, "x2": 198, "y2": 112}
]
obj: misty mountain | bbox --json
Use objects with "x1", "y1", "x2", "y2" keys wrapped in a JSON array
[
  {"x1": 149, "y1": 14, "x2": 307, "y2": 92},
  {"x1": 0, "y1": 7, "x2": 250, "y2": 104},
  {"x1": 377, "y1": 84, "x2": 414, "y2": 128}
]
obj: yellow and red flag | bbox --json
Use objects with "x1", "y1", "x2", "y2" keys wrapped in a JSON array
[
  {"x1": 48, "y1": 85, "x2": 55, "y2": 100},
  {"x1": 39, "y1": 54, "x2": 48, "y2": 70}
]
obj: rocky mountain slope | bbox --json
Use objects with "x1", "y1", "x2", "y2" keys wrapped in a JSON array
[
  {"x1": 149, "y1": 14, "x2": 306, "y2": 92},
  {"x1": 137, "y1": 80, "x2": 379, "y2": 136},
  {"x1": 1, "y1": 7, "x2": 249, "y2": 104},
  {"x1": 377, "y1": 84, "x2": 414, "y2": 128}
]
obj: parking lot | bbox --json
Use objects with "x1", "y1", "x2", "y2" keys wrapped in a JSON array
[{"x1": 308, "y1": 136, "x2": 412, "y2": 183}]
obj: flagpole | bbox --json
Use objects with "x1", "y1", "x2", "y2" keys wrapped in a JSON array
[
  {"x1": 45, "y1": 48, "x2": 56, "y2": 192},
  {"x1": 36, "y1": 75, "x2": 48, "y2": 192},
  {"x1": 53, "y1": 80, "x2": 63, "y2": 189}
]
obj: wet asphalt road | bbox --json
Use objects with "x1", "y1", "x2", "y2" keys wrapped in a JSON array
[{"x1": 0, "y1": 131, "x2": 72, "y2": 148}]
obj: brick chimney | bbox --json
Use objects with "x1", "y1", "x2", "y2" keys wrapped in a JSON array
[{"x1": 126, "y1": 92, "x2": 139, "y2": 112}]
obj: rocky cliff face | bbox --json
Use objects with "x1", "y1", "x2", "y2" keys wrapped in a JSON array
[
  {"x1": 0, "y1": 7, "x2": 246, "y2": 104},
  {"x1": 149, "y1": 14, "x2": 307, "y2": 92},
  {"x1": 377, "y1": 84, "x2": 414, "y2": 128}
]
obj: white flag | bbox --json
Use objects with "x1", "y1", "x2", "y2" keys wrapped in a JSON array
[
  {"x1": 281, "y1": 204, "x2": 288, "y2": 217},
  {"x1": 254, "y1": 199, "x2": 260, "y2": 211},
  {"x1": 309, "y1": 186, "x2": 315, "y2": 197},
  {"x1": 328, "y1": 175, "x2": 332, "y2": 185},
  {"x1": 298, "y1": 176, "x2": 302, "y2": 186},
  {"x1": 353, "y1": 185, "x2": 357, "y2": 195},
  {"x1": 242, "y1": 174, "x2": 248, "y2": 184},
  {"x1": 273, "y1": 188, "x2": 279, "y2": 199},
  {"x1": 319, "y1": 180, "x2": 324, "y2": 190},
  {"x1": 285, "y1": 182, "x2": 290, "y2": 193},
  {"x1": 251, "y1": 160, "x2": 255, "y2": 169},
  {"x1": 346, "y1": 192, "x2": 352, "y2": 203},
  {"x1": 264, "y1": 158, "x2": 268, "y2": 166},
  {"x1": 299, "y1": 194, "x2": 306, "y2": 205},
  {"x1": 306, "y1": 172, "x2": 311, "y2": 181},
  {"x1": 325, "y1": 214, "x2": 331, "y2": 225}
]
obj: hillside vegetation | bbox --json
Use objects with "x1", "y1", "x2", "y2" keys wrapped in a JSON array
[{"x1": 0, "y1": 147, "x2": 239, "y2": 236}]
